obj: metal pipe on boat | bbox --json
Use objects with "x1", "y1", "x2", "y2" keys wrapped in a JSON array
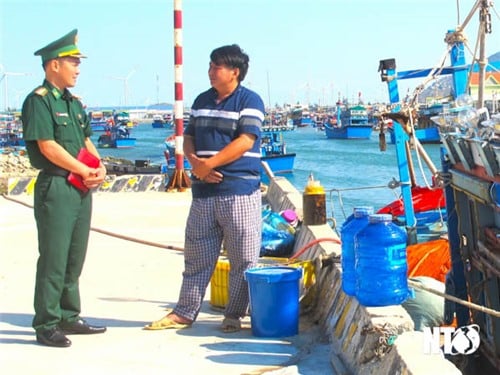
[
  {"x1": 457, "y1": 0, "x2": 483, "y2": 31},
  {"x1": 413, "y1": 137, "x2": 438, "y2": 176},
  {"x1": 261, "y1": 160, "x2": 274, "y2": 180},
  {"x1": 477, "y1": 2, "x2": 491, "y2": 109},
  {"x1": 405, "y1": 141, "x2": 417, "y2": 187}
]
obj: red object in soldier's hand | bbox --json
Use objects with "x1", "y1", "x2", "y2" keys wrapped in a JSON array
[{"x1": 67, "y1": 148, "x2": 100, "y2": 193}]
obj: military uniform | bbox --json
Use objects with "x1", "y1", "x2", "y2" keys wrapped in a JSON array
[{"x1": 22, "y1": 29, "x2": 106, "y2": 348}]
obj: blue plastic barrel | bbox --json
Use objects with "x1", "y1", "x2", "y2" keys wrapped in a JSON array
[
  {"x1": 245, "y1": 266, "x2": 302, "y2": 337},
  {"x1": 340, "y1": 206, "x2": 374, "y2": 296},
  {"x1": 355, "y1": 214, "x2": 409, "y2": 306}
]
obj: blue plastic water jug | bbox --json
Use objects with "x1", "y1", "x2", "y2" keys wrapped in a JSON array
[
  {"x1": 355, "y1": 214, "x2": 409, "y2": 306},
  {"x1": 340, "y1": 206, "x2": 374, "y2": 296}
]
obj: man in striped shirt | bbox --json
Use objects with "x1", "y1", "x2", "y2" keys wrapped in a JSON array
[{"x1": 145, "y1": 44, "x2": 265, "y2": 333}]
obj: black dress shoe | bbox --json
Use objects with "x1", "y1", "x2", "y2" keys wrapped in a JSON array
[
  {"x1": 36, "y1": 327, "x2": 71, "y2": 347},
  {"x1": 59, "y1": 318, "x2": 107, "y2": 334}
]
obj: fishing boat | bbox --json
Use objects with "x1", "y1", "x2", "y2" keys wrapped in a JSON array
[
  {"x1": 298, "y1": 111, "x2": 313, "y2": 127},
  {"x1": 290, "y1": 105, "x2": 303, "y2": 127},
  {"x1": 261, "y1": 125, "x2": 296, "y2": 174},
  {"x1": 150, "y1": 112, "x2": 174, "y2": 129},
  {"x1": 89, "y1": 110, "x2": 114, "y2": 132},
  {"x1": 97, "y1": 125, "x2": 136, "y2": 148},
  {"x1": 151, "y1": 114, "x2": 167, "y2": 128},
  {"x1": 378, "y1": 1, "x2": 499, "y2": 370},
  {"x1": 386, "y1": 103, "x2": 443, "y2": 144},
  {"x1": 162, "y1": 123, "x2": 295, "y2": 177},
  {"x1": 324, "y1": 103, "x2": 373, "y2": 139},
  {"x1": 114, "y1": 111, "x2": 134, "y2": 128},
  {"x1": 0, "y1": 112, "x2": 24, "y2": 148},
  {"x1": 163, "y1": 134, "x2": 191, "y2": 171}
]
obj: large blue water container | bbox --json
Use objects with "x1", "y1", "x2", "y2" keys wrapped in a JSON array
[
  {"x1": 355, "y1": 214, "x2": 409, "y2": 306},
  {"x1": 340, "y1": 206, "x2": 374, "y2": 296}
]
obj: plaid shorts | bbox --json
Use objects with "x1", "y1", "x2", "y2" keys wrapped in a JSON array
[{"x1": 173, "y1": 189, "x2": 261, "y2": 321}]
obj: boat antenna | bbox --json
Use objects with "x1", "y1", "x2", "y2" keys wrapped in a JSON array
[{"x1": 267, "y1": 70, "x2": 272, "y2": 109}]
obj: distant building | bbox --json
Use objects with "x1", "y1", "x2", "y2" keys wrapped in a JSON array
[{"x1": 469, "y1": 62, "x2": 500, "y2": 102}]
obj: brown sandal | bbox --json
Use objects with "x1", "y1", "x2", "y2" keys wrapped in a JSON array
[{"x1": 221, "y1": 317, "x2": 241, "y2": 333}]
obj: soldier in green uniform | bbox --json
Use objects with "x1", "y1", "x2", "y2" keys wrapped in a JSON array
[{"x1": 22, "y1": 29, "x2": 107, "y2": 348}]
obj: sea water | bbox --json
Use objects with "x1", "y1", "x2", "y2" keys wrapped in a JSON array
[{"x1": 95, "y1": 123, "x2": 443, "y2": 228}]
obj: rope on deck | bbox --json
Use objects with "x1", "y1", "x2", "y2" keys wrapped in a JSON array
[
  {"x1": 1, "y1": 193, "x2": 184, "y2": 252},
  {"x1": 407, "y1": 278, "x2": 500, "y2": 318}
]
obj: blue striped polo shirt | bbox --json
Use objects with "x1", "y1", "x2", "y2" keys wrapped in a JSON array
[{"x1": 185, "y1": 85, "x2": 265, "y2": 198}]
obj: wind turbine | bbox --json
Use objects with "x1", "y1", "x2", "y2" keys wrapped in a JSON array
[
  {"x1": 108, "y1": 66, "x2": 137, "y2": 107},
  {"x1": 0, "y1": 64, "x2": 31, "y2": 111}
]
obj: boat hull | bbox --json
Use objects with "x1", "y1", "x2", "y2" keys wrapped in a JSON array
[
  {"x1": 324, "y1": 124, "x2": 372, "y2": 139},
  {"x1": 261, "y1": 153, "x2": 296, "y2": 174},
  {"x1": 90, "y1": 121, "x2": 109, "y2": 132},
  {"x1": 388, "y1": 126, "x2": 441, "y2": 144},
  {"x1": 116, "y1": 138, "x2": 136, "y2": 148},
  {"x1": 152, "y1": 120, "x2": 172, "y2": 129},
  {"x1": 98, "y1": 137, "x2": 136, "y2": 148}
]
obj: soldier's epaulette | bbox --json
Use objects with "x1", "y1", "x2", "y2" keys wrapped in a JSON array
[{"x1": 34, "y1": 87, "x2": 48, "y2": 96}]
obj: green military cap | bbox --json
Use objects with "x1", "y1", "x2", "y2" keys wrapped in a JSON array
[{"x1": 34, "y1": 29, "x2": 86, "y2": 63}]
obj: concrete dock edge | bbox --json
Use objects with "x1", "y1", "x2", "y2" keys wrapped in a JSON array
[
  {"x1": 266, "y1": 176, "x2": 461, "y2": 375},
  {"x1": 6, "y1": 174, "x2": 462, "y2": 374}
]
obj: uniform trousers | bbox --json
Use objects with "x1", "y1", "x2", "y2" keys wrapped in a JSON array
[{"x1": 32, "y1": 172, "x2": 92, "y2": 332}]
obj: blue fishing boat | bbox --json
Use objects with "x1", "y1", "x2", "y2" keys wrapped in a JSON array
[
  {"x1": 97, "y1": 125, "x2": 136, "y2": 148},
  {"x1": 151, "y1": 114, "x2": 167, "y2": 128},
  {"x1": 163, "y1": 135, "x2": 191, "y2": 171},
  {"x1": 299, "y1": 111, "x2": 313, "y2": 127},
  {"x1": 386, "y1": 103, "x2": 442, "y2": 144},
  {"x1": 261, "y1": 125, "x2": 296, "y2": 174},
  {"x1": 162, "y1": 124, "x2": 295, "y2": 177},
  {"x1": 290, "y1": 106, "x2": 313, "y2": 128},
  {"x1": 324, "y1": 103, "x2": 373, "y2": 139},
  {"x1": 0, "y1": 112, "x2": 24, "y2": 148},
  {"x1": 89, "y1": 110, "x2": 114, "y2": 132},
  {"x1": 114, "y1": 111, "x2": 134, "y2": 128},
  {"x1": 378, "y1": 1, "x2": 499, "y2": 370}
]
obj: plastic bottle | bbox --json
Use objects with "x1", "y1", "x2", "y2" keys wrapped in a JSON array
[
  {"x1": 263, "y1": 207, "x2": 295, "y2": 234},
  {"x1": 340, "y1": 206, "x2": 374, "y2": 296},
  {"x1": 354, "y1": 214, "x2": 409, "y2": 306},
  {"x1": 280, "y1": 209, "x2": 299, "y2": 228},
  {"x1": 302, "y1": 173, "x2": 326, "y2": 225}
]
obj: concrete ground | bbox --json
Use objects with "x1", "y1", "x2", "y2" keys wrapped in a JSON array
[{"x1": 0, "y1": 192, "x2": 334, "y2": 375}]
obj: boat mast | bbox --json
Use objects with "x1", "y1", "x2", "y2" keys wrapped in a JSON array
[
  {"x1": 453, "y1": 0, "x2": 491, "y2": 108},
  {"x1": 477, "y1": 1, "x2": 492, "y2": 108}
]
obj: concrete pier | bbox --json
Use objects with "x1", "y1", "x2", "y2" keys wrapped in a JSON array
[{"x1": 1, "y1": 174, "x2": 461, "y2": 374}]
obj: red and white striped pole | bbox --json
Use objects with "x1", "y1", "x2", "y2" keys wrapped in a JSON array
[
  {"x1": 167, "y1": 0, "x2": 190, "y2": 190},
  {"x1": 173, "y1": 0, "x2": 184, "y2": 171}
]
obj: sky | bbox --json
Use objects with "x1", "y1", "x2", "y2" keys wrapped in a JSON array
[{"x1": 1, "y1": 0, "x2": 500, "y2": 111}]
